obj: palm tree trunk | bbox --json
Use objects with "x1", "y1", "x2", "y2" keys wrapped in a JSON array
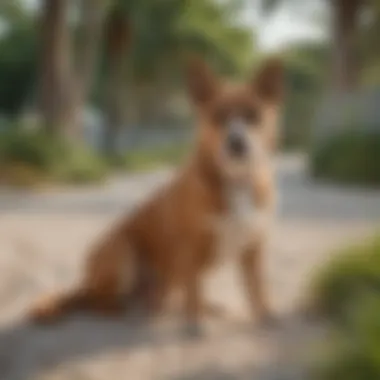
[
  {"x1": 103, "y1": 12, "x2": 132, "y2": 155},
  {"x1": 38, "y1": 0, "x2": 106, "y2": 141},
  {"x1": 65, "y1": 0, "x2": 107, "y2": 140},
  {"x1": 104, "y1": 51, "x2": 129, "y2": 154},
  {"x1": 38, "y1": 0, "x2": 72, "y2": 135},
  {"x1": 331, "y1": 0, "x2": 361, "y2": 92}
]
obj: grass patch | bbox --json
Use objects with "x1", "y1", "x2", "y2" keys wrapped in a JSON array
[
  {"x1": 54, "y1": 148, "x2": 108, "y2": 185},
  {"x1": 109, "y1": 144, "x2": 189, "y2": 172}
]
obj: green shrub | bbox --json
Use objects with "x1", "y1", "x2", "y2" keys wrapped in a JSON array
[
  {"x1": 0, "y1": 128, "x2": 67, "y2": 171},
  {"x1": 310, "y1": 131, "x2": 380, "y2": 186},
  {"x1": 0, "y1": 128, "x2": 108, "y2": 186},
  {"x1": 310, "y1": 236, "x2": 380, "y2": 322},
  {"x1": 313, "y1": 294, "x2": 380, "y2": 380},
  {"x1": 310, "y1": 235, "x2": 380, "y2": 380}
]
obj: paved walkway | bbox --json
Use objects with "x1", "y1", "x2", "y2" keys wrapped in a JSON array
[{"x1": 0, "y1": 155, "x2": 379, "y2": 380}]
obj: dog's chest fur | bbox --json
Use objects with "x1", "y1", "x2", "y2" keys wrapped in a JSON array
[{"x1": 211, "y1": 184, "x2": 272, "y2": 261}]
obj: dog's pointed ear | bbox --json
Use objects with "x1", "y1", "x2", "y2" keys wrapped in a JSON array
[
  {"x1": 251, "y1": 57, "x2": 284, "y2": 105},
  {"x1": 185, "y1": 55, "x2": 219, "y2": 106}
]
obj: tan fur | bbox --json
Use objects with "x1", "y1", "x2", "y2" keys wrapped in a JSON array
[{"x1": 29, "y1": 56, "x2": 284, "y2": 327}]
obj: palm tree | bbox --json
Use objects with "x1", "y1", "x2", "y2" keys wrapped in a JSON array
[
  {"x1": 331, "y1": 0, "x2": 361, "y2": 92},
  {"x1": 261, "y1": 0, "x2": 363, "y2": 92},
  {"x1": 37, "y1": 0, "x2": 107, "y2": 139},
  {"x1": 38, "y1": 0, "x2": 72, "y2": 135},
  {"x1": 66, "y1": 0, "x2": 108, "y2": 139},
  {"x1": 102, "y1": 2, "x2": 132, "y2": 154}
]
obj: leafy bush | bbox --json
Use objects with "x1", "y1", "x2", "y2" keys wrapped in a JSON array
[
  {"x1": 0, "y1": 128, "x2": 108, "y2": 186},
  {"x1": 310, "y1": 235, "x2": 380, "y2": 380},
  {"x1": 310, "y1": 131, "x2": 380, "y2": 186},
  {"x1": 0, "y1": 128, "x2": 67, "y2": 171},
  {"x1": 313, "y1": 294, "x2": 380, "y2": 380},
  {"x1": 310, "y1": 236, "x2": 380, "y2": 322}
]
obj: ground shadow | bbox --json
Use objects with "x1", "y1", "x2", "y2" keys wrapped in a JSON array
[
  {"x1": 0, "y1": 312, "x2": 186, "y2": 379},
  {"x1": 162, "y1": 313, "x2": 323, "y2": 380},
  {"x1": 0, "y1": 309, "x2": 322, "y2": 380},
  {"x1": 163, "y1": 364, "x2": 306, "y2": 380}
]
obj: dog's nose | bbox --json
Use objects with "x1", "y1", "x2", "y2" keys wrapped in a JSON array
[{"x1": 226, "y1": 133, "x2": 247, "y2": 158}]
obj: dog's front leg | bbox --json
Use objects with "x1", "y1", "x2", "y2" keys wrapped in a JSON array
[
  {"x1": 184, "y1": 266, "x2": 202, "y2": 321},
  {"x1": 240, "y1": 243, "x2": 275, "y2": 325},
  {"x1": 181, "y1": 252, "x2": 205, "y2": 336}
]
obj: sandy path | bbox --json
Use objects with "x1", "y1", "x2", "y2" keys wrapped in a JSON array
[{"x1": 0, "y1": 154, "x2": 379, "y2": 380}]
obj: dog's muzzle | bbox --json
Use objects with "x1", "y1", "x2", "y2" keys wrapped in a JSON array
[
  {"x1": 225, "y1": 117, "x2": 251, "y2": 159},
  {"x1": 226, "y1": 131, "x2": 247, "y2": 158}
]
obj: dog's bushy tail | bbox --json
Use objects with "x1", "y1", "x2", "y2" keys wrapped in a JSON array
[{"x1": 28, "y1": 228, "x2": 139, "y2": 323}]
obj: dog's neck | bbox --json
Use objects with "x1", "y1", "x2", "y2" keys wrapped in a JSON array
[{"x1": 187, "y1": 150, "x2": 274, "y2": 214}]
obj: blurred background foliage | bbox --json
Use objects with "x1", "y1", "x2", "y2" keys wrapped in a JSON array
[{"x1": 0, "y1": 0, "x2": 379, "y2": 185}]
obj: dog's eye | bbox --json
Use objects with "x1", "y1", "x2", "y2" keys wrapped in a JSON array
[{"x1": 243, "y1": 108, "x2": 260, "y2": 125}]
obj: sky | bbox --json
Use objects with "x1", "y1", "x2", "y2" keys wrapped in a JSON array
[
  {"x1": 240, "y1": 1, "x2": 327, "y2": 51},
  {"x1": 259, "y1": 9, "x2": 326, "y2": 51},
  {"x1": 23, "y1": 0, "x2": 327, "y2": 52}
]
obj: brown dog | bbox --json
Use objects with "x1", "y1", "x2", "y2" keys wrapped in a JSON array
[{"x1": 29, "y1": 56, "x2": 284, "y2": 328}]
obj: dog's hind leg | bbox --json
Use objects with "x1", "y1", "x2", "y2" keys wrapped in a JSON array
[{"x1": 28, "y1": 233, "x2": 137, "y2": 323}]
